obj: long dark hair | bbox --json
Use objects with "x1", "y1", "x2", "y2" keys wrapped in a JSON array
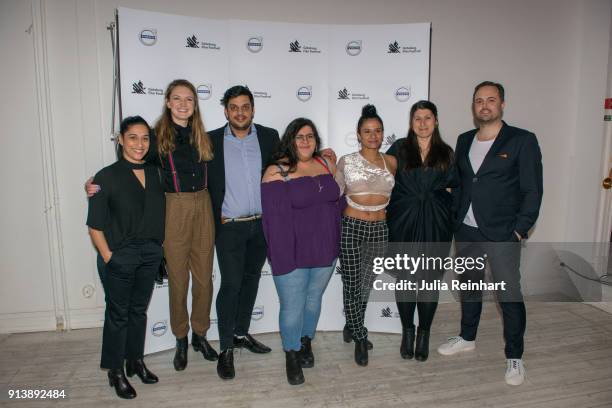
[
  {"x1": 116, "y1": 115, "x2": 151, "y2": 160},
  {"x1": 271, "y1": 118, "x2": 321, "y2": 174},
  {"x1": 400, "y1": 100, "x2": 453, "y2": 171}
]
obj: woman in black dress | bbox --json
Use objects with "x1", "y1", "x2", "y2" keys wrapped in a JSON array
[
  {"x1": 386, "y1": 100, "x2": 456, "y2": 362},
  {"x1": 87, "y1": 116, "x2": 165, "y2": 399}
]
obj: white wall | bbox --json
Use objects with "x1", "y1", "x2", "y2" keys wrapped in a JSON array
[{"x1": 0, "y1": 0, "x2": 610, "y2": 332}]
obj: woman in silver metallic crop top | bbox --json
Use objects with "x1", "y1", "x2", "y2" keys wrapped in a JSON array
[{"x1": 334, "y1": 104, "x2": 397, "y2": 367}]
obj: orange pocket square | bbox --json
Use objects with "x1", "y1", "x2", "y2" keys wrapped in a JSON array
[{"x1": 498, "y1": 153, "x2": 508, "y2": 159}]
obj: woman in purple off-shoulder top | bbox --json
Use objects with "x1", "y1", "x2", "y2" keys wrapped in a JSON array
[{"x1": 261, "y1": 118, "x2": 342, "y2": 386}]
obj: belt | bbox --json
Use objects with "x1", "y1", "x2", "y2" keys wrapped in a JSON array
[{"x1": 221, "y1": 214, "x2": 262, "y2": 224}]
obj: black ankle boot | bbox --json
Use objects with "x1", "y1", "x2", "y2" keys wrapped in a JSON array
[
  {"x1": 126, "y1": 358, "x2": 158, "y2": 384},
  {"x1": 400, "y1": 326, "x2": 415, "y2": 359},
  {"x1": 354, "y1": 338, "x2": 369, "y2": 366},
  {"x1": 343, "y1": 325, "x2": 373, "y2": 350},
  {"x1": 107, "y1": 368, "x2": 136, "y2": 399},
  {"x1": 285, "y1": 350, "x2": 305, "y2": 385},
  {"x1": 173, "y1": 337, "x2": 188, "y2": 371},
  {"x1": 414, "y1": 328, "x2": 430, "y2": 362},
  {"x1": 192, "y1": 332, "x2": 219, "y2": 361},
  {"x1": 300, "y1": 336, "x2": 314, "y2": 368}
]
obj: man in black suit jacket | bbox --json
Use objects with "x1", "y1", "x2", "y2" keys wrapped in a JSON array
[
  {"x1": 207, "y1": 86, "x2": 280, "y2": 380},
  {"x1": 437, "y1": 81, "x2": 543, "y2": 386}
]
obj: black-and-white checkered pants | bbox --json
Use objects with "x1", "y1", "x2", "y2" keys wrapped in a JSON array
[{"x1": 340, "y1": 216, "x2": 388, "y2": 341}]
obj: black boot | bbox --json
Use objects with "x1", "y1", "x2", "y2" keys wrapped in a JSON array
[
  {"x1": 217, "y1": 348, "x2": 235, "y2": 380},
  {"x1": 107, "y1": 368, "x2": 136, "y2": 399},
  {"x1": 414, "y1": 328, "x2": 430, "y2": 362},
  {"x1": 285, "y1": 350, "x2": 305, "y2": 385},
  {"x1": 126, "y1": 358, "x2": 159, "y2": 384},
  {"x1": 300, "y1": 336, "x2": 314, "y2": 368},
  {"x1": 354, "y1": 338, "x2": 369, "y2": 366},
  {"x1": 173, "y1": 337, "x2": 188, "y2": 371},
  {"x1": 400, "y1": 326, "x2": 415, "y2": 360},
  {"x1": 192, "y1": 332, "x2": 219, "y2": 361},
  {"x1": 343, "y1": 325, "x2": 373, "y2": 350}
]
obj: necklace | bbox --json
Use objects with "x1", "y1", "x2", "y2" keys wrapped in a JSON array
[{"x1": 316, "y1": 177, "x2": 323, "y2": 192}]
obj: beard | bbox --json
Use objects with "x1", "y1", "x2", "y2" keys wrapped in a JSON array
[{"x1": 227, "y1": 113, "x2": 254, "y2": 132}]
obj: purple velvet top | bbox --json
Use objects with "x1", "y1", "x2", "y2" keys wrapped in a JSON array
[{"x1": 261, "y1": 174, "x2": 342, "y2": 276}]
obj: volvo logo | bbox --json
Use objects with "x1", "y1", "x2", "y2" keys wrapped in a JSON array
[
  {"x1": 247, "y1": 36, "x2": 263, "y2": 53},
  {"x1": 197, "y1": 84, "x2": 212, "y2": 100},
  {"x1": 152, "y1": 320, "x2": 168, "y2": 337},
  {"x1": 344, "y1": 131, "x2": 359, "y2": 148},
  {"x1": 296, "y1": 86, "x2": 312, "y2": 102},
  {"x1": 251, "y1": 305, "x2": 264, "y2": 321},
  {"x1": 139, "y1": 29, "x2": 157, "y2": 46},
  {"x1": 395, "y1": 86, "x2": 411, "y2": 102},
  {"x1": 346, "y1": 40, "x2": 362, "y2": 56}
]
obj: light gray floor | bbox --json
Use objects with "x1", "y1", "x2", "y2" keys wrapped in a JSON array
[{"x1": 1, "y1": 302, "x2": 611, "y2": 407}]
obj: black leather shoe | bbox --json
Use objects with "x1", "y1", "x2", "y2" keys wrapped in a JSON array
[
  {"x1": 192, "y1": 333, "x2": 218, "y2": 361},
  {"x1": 234, "y1": 334, "x2": 271, "y2": 354},
  {"x1": 126, "y1": 358, "x2": 158, "y2": 384},
  {"x1": 300, "y1": 336, "x2": 314, "y2": 368},
  {"x1": 108, "y1": 368, "x2": 136, "y2": 399},
  {"x1": 354, "y1": 339, "x2": 369, "y2": 366},
  {"x1": 400, "y1": 326, "x2": 415, "y2": 360},
  {"x1": 217, "y1": 348, "x2": 235, "y2": 380},
  {"x1": 173, "y1": 337, "x2": 188, "y2": 371},
  {"x1": 343, "y1": 325, "x2": 373, "y2": 350},
  {"x1": 285, "y1": 350, "x2": 305, "y2": 385},
  {"x1": 415, "y1": 328, "x2": 430, "y2": 362}
]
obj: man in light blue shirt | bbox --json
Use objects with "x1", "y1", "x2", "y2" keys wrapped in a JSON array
[{"x1": 207, "y1": 86, "x2": 280, "y2": 380}]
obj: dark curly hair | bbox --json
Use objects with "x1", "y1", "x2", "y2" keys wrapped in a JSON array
[{"x1": 270, "y1": 117, "x2": 322, "y2": 174}]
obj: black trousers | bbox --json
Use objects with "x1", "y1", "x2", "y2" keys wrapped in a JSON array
[
  {"x1": 100, "y1": 240, "x2": 162, "y2": 369},
  {"x1": 215, "y1": 219, "x2": 267, "y2": 351},
  {"x1": 455, "y1": 224, "x2": 526, "y2": 359}
]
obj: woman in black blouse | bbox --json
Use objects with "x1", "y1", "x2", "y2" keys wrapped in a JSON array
[
  {"x1": 386, "y1": 100, "x2": 456, "y2": 362},
  {"x1": 87, "y1": 116, "x2": 164, "y2": 399},
  {"x1": 88, "y1": 80, "x2": 218, "y2": 369}
]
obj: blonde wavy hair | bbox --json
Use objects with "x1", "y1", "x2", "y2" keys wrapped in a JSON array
[{"x1": 155, "y1": 79, "x2": 213, "y2": 161}]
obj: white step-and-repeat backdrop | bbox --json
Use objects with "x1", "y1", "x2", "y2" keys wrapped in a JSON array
[{"x1": 117, "y1": 7, "x2": 430, "y2": 354}]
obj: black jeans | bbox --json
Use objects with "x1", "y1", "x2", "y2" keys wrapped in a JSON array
[
  {"x1": 455, "y1": 224, "x2": 526, "y2": 359},
  {"x1": 215, "y1": 219, "x2": 267, "y2": 350},
  {"x1": 100, "y1": 240, "x2": 162, "y2": 369}
]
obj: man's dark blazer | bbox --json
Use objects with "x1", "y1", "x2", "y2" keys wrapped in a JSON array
[
  {"x1": 453, "y1": 121, "x2": 543, "y2": 241},
  {"x1": 207, "y1": 123, "x2": 280, "y2": 233}
]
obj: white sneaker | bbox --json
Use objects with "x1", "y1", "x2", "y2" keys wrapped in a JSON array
[
  {"x1": 505, "y1": 359, "x2": 525, "y2": 386},
  {"x1": 437, "y1": 336, "x2": 476, "y2": 356}
]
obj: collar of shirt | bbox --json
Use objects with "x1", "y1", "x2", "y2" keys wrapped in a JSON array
[
  {"x1": 223, "y1": 123, "x2": 257, "y2": 141},
  {"x1": 173, "y1": 123, "x2": 192, "y2": 144}
]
